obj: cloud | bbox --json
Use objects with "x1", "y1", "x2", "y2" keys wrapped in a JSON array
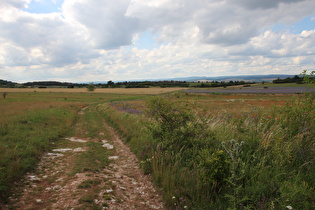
[
  {"x1": 127, "y1": 0, "x2": 315, "y2": 46},
  {"x1": 62, "y1": 0, "x2": 140, "y2": 49},
  {"x1": 0, "y1": 3, "x2": 99, "y2": 67},
  {"x1": 0, "y1": 0, "x2": 31, "y2": 9},
  {"x1": 227, "y1": 0, "x2": 307, "y2": 9},
  {"x1": 0, "y1": 0, "x2": 315, "y2": 82}
]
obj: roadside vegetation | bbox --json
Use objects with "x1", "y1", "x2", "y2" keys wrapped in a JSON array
[
  {"x1": 1, "y1": 74, "x2": 315, "y2": 209},
  {"x1": 99, "y1": 74, "x2": 315, "y2": 209}
]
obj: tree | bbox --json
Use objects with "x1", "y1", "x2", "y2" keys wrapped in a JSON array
[
  {"x1": 107, "y1": 80, "x2": 114, "y2": 87},
  {"x1": 301, "y1": 70, "x2": 315, "y2": 86},
  {"x1": 86, "y1": 83, "x2": 96, "y2": 92}
]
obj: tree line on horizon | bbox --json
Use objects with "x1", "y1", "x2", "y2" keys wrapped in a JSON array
[{"x1": 0, "y1": 75, "x2": 307, "y2": 88}]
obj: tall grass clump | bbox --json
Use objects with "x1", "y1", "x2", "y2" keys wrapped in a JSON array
[
  {"x1": 146, "y1": 95, "x2": 232, "y2": 209},
  {"x1": 0, "y1": 106, "x2": 78, "y2": 200},
  {"x1": 146, "y1": 93, "x2": 314, "y2": 209}
]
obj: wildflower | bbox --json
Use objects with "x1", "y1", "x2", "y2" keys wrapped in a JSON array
[
  {"x1": 286, "y1": 206, "x2": 293, "y2": 210},
  {"x1": 184, "y1": 206, "x2": 188, "y2": 209},
  {"x1": 172, "y1": 196, "x2": 176, "y2": 199}
]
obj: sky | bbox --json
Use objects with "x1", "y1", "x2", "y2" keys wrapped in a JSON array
[{"x1": 0, "y1": 0, "x2": 315, "y2": 82}]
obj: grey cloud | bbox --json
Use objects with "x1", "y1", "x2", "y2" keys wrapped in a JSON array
[
  {"x1": 63, "y1": 0, "x2": 140, "y2": 49},
  {"x1": 128, "y1": 1, "x2": 259, "y2": 45},
  {"x1": 0, "y1": 11, "x2": 98, "y2": 66},
  {"x1": 1, "y1": 0, "x2": 29, "y2": 9},
  {"x1": 227, "y1": 0, "x2": 307, "y2": 9},
  {"x1": 227, "y1": 30, "x2": 315, "y2": 59},
  {"x1": 127, "y1": 0, "x2": 315, "y2": 47},
  {"x1": 2, "y1": 44, "x2": 30, "y2": 66}
]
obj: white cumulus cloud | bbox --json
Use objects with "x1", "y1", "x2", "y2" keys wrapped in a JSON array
[{"x1": 0, "y1": 0, "x2": 315, "y2": 82}]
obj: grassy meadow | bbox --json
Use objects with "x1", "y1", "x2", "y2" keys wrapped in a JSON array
[{"x1": 1, "y1": 86, "x2": 315, "y2": 209}]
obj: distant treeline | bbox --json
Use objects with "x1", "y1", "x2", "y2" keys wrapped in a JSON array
[
  {"x1": 0, "y1": 75, "x2": 306, "y2": 88},
  {"x1": 95, "y1": 80, "x2": 255, "y2": 88},
  {"x1": 22, "y1": 81, "x2": 86, "y2": 88},
  {"x1": 114, "y1": 81, "x2": 190, "y2": 88},
  {"x1": 272, "y1": 75, "x2": 304, "y2": 84},
  {"x1": 0, "y1": 79, "x2": 254, "y2": 88},
  {"x1": 0, "y1": 79, "x2": 17, "y2": 88},
  {"x1": 193, "y1": 80, "x2": 252, "y2": 88}
]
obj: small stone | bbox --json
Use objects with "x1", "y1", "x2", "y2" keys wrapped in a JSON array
[
  {"x1": 36, "y1": 199, "x2": 42, "y2": 203},
  {"x1": 28, "y1": 175, "x2": 40, "y2": 181},
  {"x1": 66, "y1": 137, "x2": 87, "y2": 143},
  {"x1": 46, "y1": 153, "x2": 65, "y2": 159},
  {"x1": 73, "y1": 147, "x2": 86, "y2": 152},
  {"x1": 102, "y1": 143, "x2": 114, "y2": 149},
  {"x1": 52, "y1": 148, "x2": 73, "y2": 152},
  {"x1": 108, "y1": 156, "x2": 118, "y2": 160},
  {"x1": 106, "y1": 189, "x2": 113, "y2": 193}
]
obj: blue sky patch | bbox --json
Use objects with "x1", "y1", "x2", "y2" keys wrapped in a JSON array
[
  {"x1": 272, "y1": 15, "x2": 315, "y2": 33},
  {"x1": 134, "y1": 31, "x2": 159, "y2": 50},
  {"x1": 23, "y1": 0, "x2": 63, "y2": 14}
]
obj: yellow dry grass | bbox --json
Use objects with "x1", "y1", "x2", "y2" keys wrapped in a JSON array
[{"x1": 0, "y1": 88, "x2": 187, "y2": 95}]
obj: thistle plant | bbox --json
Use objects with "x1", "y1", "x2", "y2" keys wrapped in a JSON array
[{"x1": 222, "y1": 139, "x2": 245, "y2": 209}]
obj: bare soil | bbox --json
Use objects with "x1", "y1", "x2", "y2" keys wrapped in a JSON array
[{"x1": 4, "y1": 107, "x2": 165, "y2": 209}]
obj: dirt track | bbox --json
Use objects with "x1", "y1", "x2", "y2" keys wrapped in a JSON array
[{"x1": 4, "y1": 106, "x2": 165, "y2": 209}]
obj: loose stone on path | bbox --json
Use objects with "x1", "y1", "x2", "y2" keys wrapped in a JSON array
[{"x1": 65, "y1": 137, "x2": 87, "y2": 143}]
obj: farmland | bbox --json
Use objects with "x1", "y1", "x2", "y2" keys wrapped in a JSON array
[
  {"x1": 1, "y1": 86, "x2": 315, "y2": 209},
  {"x1": 0, "y1": 87, "x2": 188, "y2": 94}
]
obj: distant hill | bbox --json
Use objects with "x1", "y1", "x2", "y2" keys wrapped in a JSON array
[
  {"x1": 164, "y1": 74, "x2": 296, "y2": 82},
  {"x1": 97, "y1": 74, "x2": 296, "y2": 83}
]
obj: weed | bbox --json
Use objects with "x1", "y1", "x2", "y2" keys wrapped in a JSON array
[
  {"x1": 72, "y1": 142, "x2": 109, "y2": 174},
  {"x1": 79, "y1": 193, "x2": 96, "y2": 203},
  {"x1": 77, "y1": 179, "x2": 101, "y2": 189}
]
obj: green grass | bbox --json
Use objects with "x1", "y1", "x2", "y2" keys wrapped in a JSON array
[
  {"x1": 0, "y1": 106, "x2": 78, "y2": 199},
  {"x1": 100, "y1": 92, "x2": 315, "y2": 209},
  {"x1": 72, "y1": 142, "x2": 110, "y2": 174},
  {"x1": 2, "y1": 88, "x2": 315, "y2": 209},
  {"x1": 78, "y1": 179, "x2": 102, "y2": 189}
]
